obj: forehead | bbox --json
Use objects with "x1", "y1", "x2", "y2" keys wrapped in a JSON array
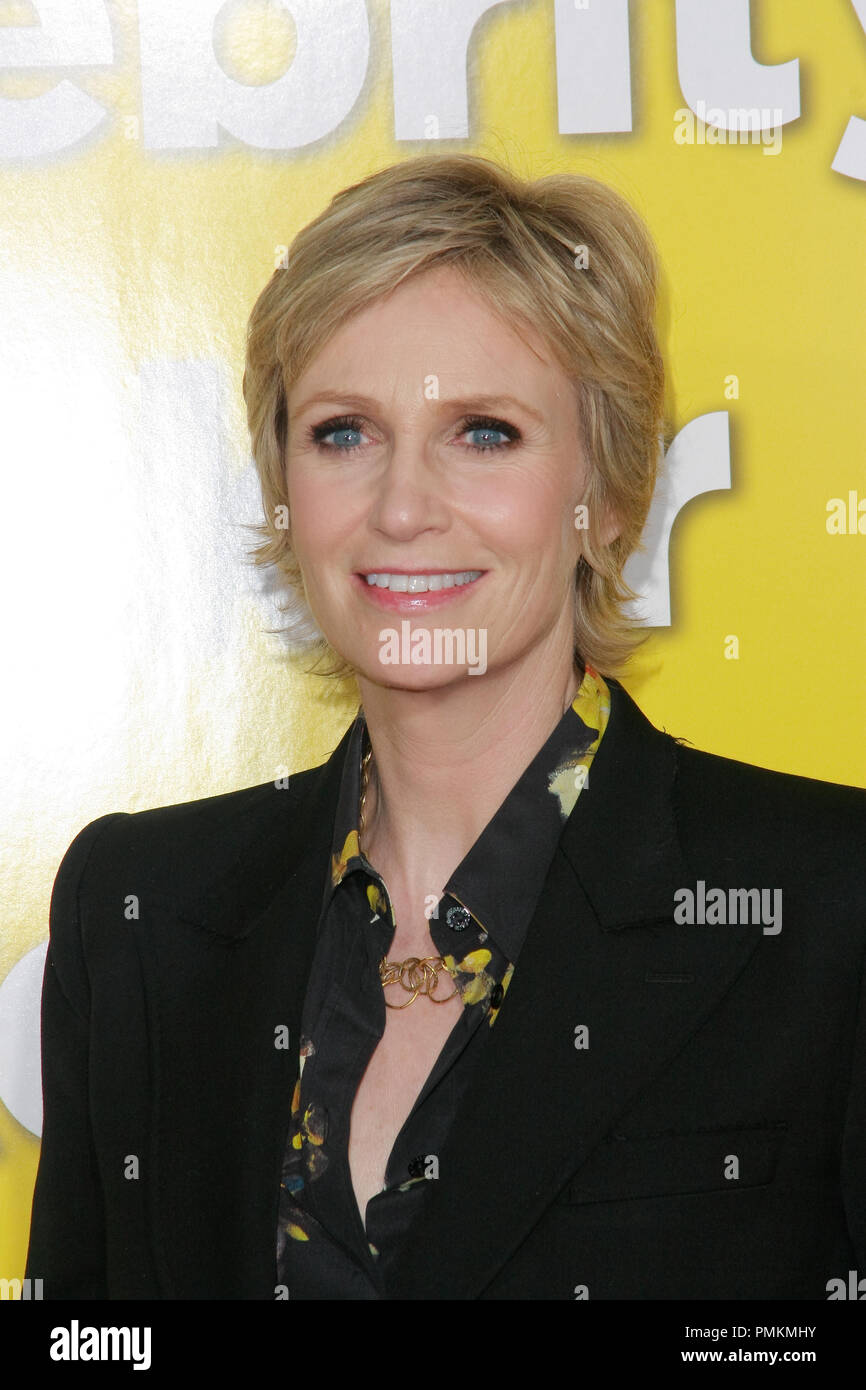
[{"x1": 291, "y1": 265, "x2": 574, "y2": 409}]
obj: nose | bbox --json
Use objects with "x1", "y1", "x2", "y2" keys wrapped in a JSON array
[{"x1": 367, "y1": 436, "x2": 451, "y2": 541}]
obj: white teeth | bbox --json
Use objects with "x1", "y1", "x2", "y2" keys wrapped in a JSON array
[{"x1": 364, "y1": 570, "x2": 482, "y2": 592}]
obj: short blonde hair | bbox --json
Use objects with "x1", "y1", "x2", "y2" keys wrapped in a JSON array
[{"x1": 243, "y1": 153, "x2": 665, "y2": 677}]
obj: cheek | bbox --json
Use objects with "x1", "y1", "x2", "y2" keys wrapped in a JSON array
[
  {"x1": 481, "y1": 476, "x2": 576, "y2": 564},
  {"x1": 286, "y1": 468, "x2": 344, "y2": 555},
  {"x1": 285, "y1": 463, "x2": 317, "y2": 520}
]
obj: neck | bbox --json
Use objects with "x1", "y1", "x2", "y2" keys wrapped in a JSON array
[{"x1": 356, "y1": 634, "x2": 582, "y2": 895}]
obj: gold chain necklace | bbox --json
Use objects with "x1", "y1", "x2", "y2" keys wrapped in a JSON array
[{"x1": 359, "y1": 737, "x2": 458, "y2": 1008}]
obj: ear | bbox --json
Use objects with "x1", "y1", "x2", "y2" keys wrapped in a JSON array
[
  {"x1": 572, "y1": 495, "x2": 621, "y2": 551},
  {"x1": 595, "y1": 498, "x2": 622, "y2": 548}
]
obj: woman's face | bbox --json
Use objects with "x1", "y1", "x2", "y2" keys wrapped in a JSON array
[{"x1": 285, "y1": 265, "x2": 596, "y2": 691}]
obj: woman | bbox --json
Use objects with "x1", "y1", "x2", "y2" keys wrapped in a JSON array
[{"x1": 27, "y1": 154, "x2": 866, "y2": 1300}]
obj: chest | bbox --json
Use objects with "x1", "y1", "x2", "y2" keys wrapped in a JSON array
[{"x1": 347, "y1": 962, "x2": 464, "y2": 1223}]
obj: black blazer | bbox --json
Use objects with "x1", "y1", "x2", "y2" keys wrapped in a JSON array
[{"x1": 26, "y1": 679, "x2": 866, "y2": 1299}]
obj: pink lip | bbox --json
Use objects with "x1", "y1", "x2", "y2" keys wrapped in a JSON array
[{"x1": 352, "y1": 571, "x2": 486, "y2": 612}]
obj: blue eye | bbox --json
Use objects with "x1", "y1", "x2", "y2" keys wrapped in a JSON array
[
  {"x1": 461, "y1": 415, "x2": 521, "y2": 453},
  {"x1": 310, "y1": 415, "x2": 366, "y2": 451},
  {"x1": 327, "y1": 426, "x2": 363, "y2": 449},
  {"x1": 465, "y1": 425, "x2": 509, "y2": 450}
]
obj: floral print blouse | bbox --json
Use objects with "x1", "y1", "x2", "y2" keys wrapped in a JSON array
[{"x1": 275, "y1": 666, "x2": 611, "y2": 1298}]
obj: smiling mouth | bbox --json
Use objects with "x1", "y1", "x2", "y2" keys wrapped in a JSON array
[{"x1": 361, "y1": 570, "x2": 484, "y2": 594}]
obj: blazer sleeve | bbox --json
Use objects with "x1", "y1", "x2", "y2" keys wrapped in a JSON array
[{"x1": 25, "y1": 811, "x2": 129, "y2": 1299}]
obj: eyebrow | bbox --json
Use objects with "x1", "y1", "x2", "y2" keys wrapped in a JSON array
[{"x1": 288, "y1": 391, "x2": 547, "y2": 426}]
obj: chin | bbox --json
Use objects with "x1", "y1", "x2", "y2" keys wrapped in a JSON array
[{"x1": 361, "y1": 663, "x2": 489, "y2": 691}]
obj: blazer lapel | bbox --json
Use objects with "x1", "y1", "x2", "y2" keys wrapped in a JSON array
[
  {"x1": 138, "y1": 725, "x2": 353, "y2": 1298},
  {"x1": 383, "y1": 683, "x2": 764, "y2": 1299}
]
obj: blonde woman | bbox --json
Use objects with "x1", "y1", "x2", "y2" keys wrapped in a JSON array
[{"x1": 28, "y1": 155, "x2": 866, "y2": 1300}]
